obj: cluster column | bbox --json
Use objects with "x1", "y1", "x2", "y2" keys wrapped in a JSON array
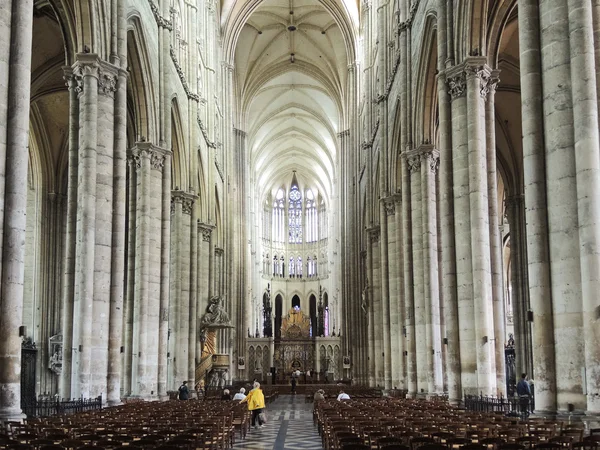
[
  {"x1": 0, "y1": 0, "x2": 34, "y2": 423},
  {"x1": 420, "y1": 148, "x2": 443, "y2": 395},
  {"x1": 382, "y1": 196, "x2": 401, "y2": 388},
  {"x1": 126, "y1": 143, "x2": 170, "y2": 399},
  {"x1": 169, "y1": 191, "x2": 197, "y2": 389}
]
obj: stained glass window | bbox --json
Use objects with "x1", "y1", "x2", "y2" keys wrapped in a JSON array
[{"x1": 288, "y1": 186, "x2": 302, "y2": 243}]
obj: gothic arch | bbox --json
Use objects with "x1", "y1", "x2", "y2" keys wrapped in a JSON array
[
  {"x1": 126, "y1": 16, "x2": 158, "y2": 145},
  {"x1": 221, "y1": 0, "x2": 357, "y2": 68},
  {"x1": 486, "y1": 0, "x2": 518, "y2": 68},
  {"x1": 413, "y1": 14, "x2": 439, "y2": 147},
  {"x1": 170, "y1": 98, "x2": 187, "y2": 190},
  {"x1": 454, "y1": 0, "x2": 489, "y2": 62}
]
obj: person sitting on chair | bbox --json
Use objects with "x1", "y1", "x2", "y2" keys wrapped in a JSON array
[
  {"x1": 337, "y1": 390, "x2": 350, "y2": 401},
  {"x1": 233, "y1": 387, "x2": 247, "y2": 401}
]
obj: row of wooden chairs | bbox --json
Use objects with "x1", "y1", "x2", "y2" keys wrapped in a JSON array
[
  {"x1": 314, "y1": 397, "x2": 600, "y2": 450},
  {"x1": 1, "y1": 399, "x2": 255, "y2": 449}
]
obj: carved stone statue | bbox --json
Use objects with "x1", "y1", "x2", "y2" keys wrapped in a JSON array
[
  {"x1": 361, "y1": 278, "x2": 369, "y2": 316},
  {"x1": 200, "y1": 295, "x2": 231, "y2": 326}
]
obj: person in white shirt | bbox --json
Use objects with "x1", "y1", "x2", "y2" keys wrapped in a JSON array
[
  {"x1": 233, "y1": 387, "x2": 247, "y2": 401},
  {"x1": 337, "y1": 390, "x2": 350, "y2": 401}
]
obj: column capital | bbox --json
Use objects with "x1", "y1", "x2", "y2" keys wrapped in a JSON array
[
  {"x1": 445, "y1": 57, "x2": 492, "y2": 99},
  {"x1": 380, "y1": 196, "x2": 396, "y2": 216},
  {"x1": 482, "y1": 69, "x2": 501, "y2": 99},
  {"x1": 403, "y1": 145, "x2": 440, "y2": 175},
  {"x1": 445, "y1": 66, "x2": 466, "y2": 99},
  {"x1": 233, "y1": 128, "x2": 246, "y2": 137},
  {"x1": 418, "y1": 145, "x2": 440, "y2": 174},
  {"x1": 128, "y1": 142, "x2": 171, "y2": 171},
  {"x1": 337, "y1": 129, "x2": 350, "y2": 139},
  {"x1": 198, "y1": 221, "x2": 216, "y2": 241},
  {"x1": 171, "y1": 190, "x2": 198, "y2": 215},
  {"x1": 215, "y1": 247, "x2": 224, "y2": 256},
  {"x1": 464, "y1": 57, "x2": 492, "y2": 98},
  {"x1": 72, "y1": 55, "x2": 119, "y2": 98},
  {"x1": 366, "y1": 226, "x2": 381, "y2": 243},
  {"x1": 505, "y1": 194, "x2": 524, "y2": 209}
]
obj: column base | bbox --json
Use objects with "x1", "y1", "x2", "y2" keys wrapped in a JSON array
[
  {"x1": 106, "y1": 399, "x2": 123, "y2": 407},
  {"x1": 581, "y1": 413, "x2": 600, "y2": 432},
  {"x1": 0, "y1": 407, "x2": 26, "y2": 425},
  {"x1": 531, "y1": 410, "x2": 558, "y2": 419}
]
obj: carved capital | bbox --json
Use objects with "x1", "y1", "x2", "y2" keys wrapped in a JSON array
[
  {"x1": 98, "y1": 70, "x2": 117, "y2": 98},
  {"x1": 419, "y1": 147, "x2": 440, "y2": 174},
  {"x1": 407, "y1": 155, "x2": 421, "y2": 174},
  {"x1": 367, "y1": 226, "x2": 380, "y2": 243},
  {"x1": 381, "y1": 197, "x2": 396, "y2": 216},
  {"x1": 446, "y1": 72, "x2": 466, "y2": 99},
  {"x1": 198, "y1": 222, "x2": 215, "y2": 242},
  {"x1": 171, "y1": 190, "x2": 197, "y2": 215},
  {"x1": 482, "y1": 69, "x2": 501, "y2": 99}
]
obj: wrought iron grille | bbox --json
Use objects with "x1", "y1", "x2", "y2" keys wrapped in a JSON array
[
  {"x1": 464, "y1": 393, "x2": 535, "y2": 420},
  {"x1": 21, "y1": 395, "x2": 102, "y2": 418}
]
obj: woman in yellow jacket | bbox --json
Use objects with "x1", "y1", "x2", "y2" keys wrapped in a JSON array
[{"x1": 241, "y1": 381, "x2": 266, "y2": 428}]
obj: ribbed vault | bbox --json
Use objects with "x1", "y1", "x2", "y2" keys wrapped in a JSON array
[{"x1": 233, "y1": 0, "x2": 351, "y2": 204}]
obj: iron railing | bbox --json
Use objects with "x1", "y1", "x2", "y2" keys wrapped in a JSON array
[
  {"x1": 22, "y1": 395, "x2": 102, "y2": 418},
  {"x1": 464, "y1": 393, "x2": 535, "y2": 419}
]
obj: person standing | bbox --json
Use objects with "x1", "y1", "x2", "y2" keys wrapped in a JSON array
[
  {"x1": 241, "y1": 381, "x2": 266, "y2": 429},
  {"x1": 178, "y1": 380, "x2": 190, "y2": 400},
  {"x1": 516, "y1": 373, "x2": 531, "y2": 417},
  {"x1": 291, "y1": 374, "x2": 297, "y2": 395}
]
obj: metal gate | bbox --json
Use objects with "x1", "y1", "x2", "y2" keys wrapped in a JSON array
[{"x1": 21, "y1": 337, "x2": 37, "y2": 418}]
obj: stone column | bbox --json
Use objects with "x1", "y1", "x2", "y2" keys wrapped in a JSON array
[
  {"x1": 71, "y1": 54, "x2": 100, "y2": 399},
  {"x1": 401, "y1": 155, "x2": 416, "y2": 396},
  {"x1": 123, "y1": 156, "x2": 136, "y2": 396},
  {"x1": 189, "y1": 208, "x2": 198, "y2": 384},
  {"x1": 0, "y1": 0, "x2": 33, "y2": 423},
  {"x1": 60, "y1": 68, "x2": 80, "y2": 400},
  {"x1": 568, "y1": 0, "x2": 600, "y2": 413},
  {"x1": 484, "y1": 71, "x2": 506, "y2": 396},
  {"x1": 157, "y1": 152, "x2": 172, "y2": 399},
  {"x1": 91, "y1": 60, "x2": 118, "y2": 399},
  {"x1": 393, "y1": 194, "x2": 406, "y2": 389},
  {"x1": 366, "y1": 226, "x2": 377, "y2": 387},
  {"x1": 420, "y1": 148, "x2": 443, "y2": 395},
  {"x1": 446, "y1": 66, "x2": 477, "y2": 394},
  {"x1": 107, "y1": 66, "x2": 127, "y2": 406},
  {"x1": 170, "y1": 191, "x2": 196, "y2": 389},
  {"x1": 197, "y1": 223, "x2": 213, "y2": 361},
  {"x1": 539, "y1": 0, "x2": 585, "y2": 412},
  {"x1": 129, "y1": 144, "x2": 151, "y2": 398},
  {"x1": 407, "y1": 152, "x2": 426, "y2": 395},
  {"x1": 506, "y1": 196, "x2": 529, "y2": 379},
  {"x1": 466, "y1": 58, "x2": 495, "y2": 395},
  {"x1": 383, "y1": 197, "x2": 400, "y2": 388},
  {"x1": 379, "y1": 199, "x2": 392, "y2": 390},
  {"x1": 439, "y1": 66, "x2": 461, "y2": 403},
  {"x1": 513, "y1": 0, "x2": 556, "y2": 412}
]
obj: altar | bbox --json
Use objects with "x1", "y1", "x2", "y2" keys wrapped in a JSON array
[{"x1": 244, "y1": 307, "x2": 342, "y2": 382}]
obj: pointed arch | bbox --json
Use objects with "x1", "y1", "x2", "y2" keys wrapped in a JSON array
[
  {"x1": 414, "y1": 14, "x2": 439, "y2": 146},
  {"x1": 126, "y1": 15, "x2": 159, "y2": 145},
  {"x1": 171, "y1": 98, "x2": 187, "y2": 190}
]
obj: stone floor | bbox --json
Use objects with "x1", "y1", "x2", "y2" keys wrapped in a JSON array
[{"x1": 233, "y1": 394, "x2": 323, "y2": 450}]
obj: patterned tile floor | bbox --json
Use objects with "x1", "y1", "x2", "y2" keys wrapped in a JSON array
[{"x1": 233, "y1": 394, "x2": 323, "y2": 450}]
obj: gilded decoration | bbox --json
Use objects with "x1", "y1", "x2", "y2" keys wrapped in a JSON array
[{"x1": 281, "y1": 307, "x2": 311, "y2": 339}]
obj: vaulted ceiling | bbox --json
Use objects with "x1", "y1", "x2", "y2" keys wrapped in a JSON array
[{"x1": 234, "y1": 0, "x2": 350, "y2": 204}]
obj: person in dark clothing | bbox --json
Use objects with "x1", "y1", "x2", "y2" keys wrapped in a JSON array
[
  {"x1": 221, "y1": 388, "x2": 232, "y2": 400},
  {"x1": 291, "y1": 375, "x2": 297, "y2": 395},
  {"x1": 178, "y1": 380, "x2": 190, "y2": 400},
  {"x1": 516, "y1": 373, "x2": 531, "y2": 417}
]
